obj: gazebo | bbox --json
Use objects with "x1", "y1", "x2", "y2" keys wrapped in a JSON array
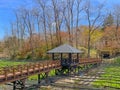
[{"x1": 47, "y1": 44, "x2": 83, "y2": 74}]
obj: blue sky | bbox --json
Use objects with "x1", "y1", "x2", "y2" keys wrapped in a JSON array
[
  {"x1": 0, "y1": 0, "x2": 34, "y2": 40},
  {"x1": 0, "y1": 0, "x2": 120, "y2": 40}
]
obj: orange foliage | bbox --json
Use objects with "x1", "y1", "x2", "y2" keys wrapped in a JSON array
[{"x1": 98, "y1": 26, "x2": 120, "y2": 50}]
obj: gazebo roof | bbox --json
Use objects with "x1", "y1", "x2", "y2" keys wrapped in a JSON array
[{"x1": 47, "y1": 44, "x2": 83, "y2": 54}]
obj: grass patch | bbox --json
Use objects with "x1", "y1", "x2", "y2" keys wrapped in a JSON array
[
  {"x1": 29, "y1": 69, "x2": 56, "y2": 80},
  {"x1": 0, "y1": 60, "x2": 26, "y2": 67},
  {"x1": 92, "y1": 58, "x2": 120, "y2": 89}
]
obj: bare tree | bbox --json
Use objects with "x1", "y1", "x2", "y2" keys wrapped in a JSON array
[
  {"x1": 75, "y1": 0, "x2": 83, "y2": 48},
  {"x1": 5, "y1": 22, "x2": 18, "y2": 59},
  {"x1": 14, "y1": 10, "x2": 26, "y2": 51},
  {"x1": 64, "y1": 0, "x2": 75, "y2": 45},
  {"x1": 32, "y1": 8, "x2": 41, "y2": 40},
  {"x1": 46, "y1": 11, "x2": 54, "y2": 48},
  {"x1": 84, "y1": 0, "x2": 104, "y2": 58},
  {"x1": 20, "y1": 8, "x2": 36, "y2": 58},
  {"x1": 51, "y1": 0, "x2": 65, "y2": 46},
  {"x1": 37, "y1": 0, "x2": 49, "y2": 50},
  {"x1": 14, "y1": 12, "x2": 20, "y2": 47}
]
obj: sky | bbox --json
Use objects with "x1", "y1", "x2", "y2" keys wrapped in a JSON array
[
  {"x1": 0, "y1": 0, "x2": 120, "y2": 40},
  {"x1": 0, "y1": 0, "x2": 34, "y2": 40}
]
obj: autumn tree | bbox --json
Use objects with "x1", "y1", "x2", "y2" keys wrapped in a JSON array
[
  {"x1": 4, "y1": 0, "x2": 108, "y2": 59},
  {"x1": 113, "y1": 5, "x2": 120, "y2": 45}
]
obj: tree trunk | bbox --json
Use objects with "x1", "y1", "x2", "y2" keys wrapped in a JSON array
[{"x1": 87, "y1": 30, "x2": 91, "y2": 58}]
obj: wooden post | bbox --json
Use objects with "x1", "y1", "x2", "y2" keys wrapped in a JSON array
[
  {"x1": 21, "y1": 79, "x2": 26, "y2": 89},
  {"x1": 68, "y1": 67, "x2": 71, "y2": 76},
  {"x1": 13, "y1": 67, "x2": 15, "y2": 79},
  {"x1": 38, "y1": 63, "x2": 40, "y2": 72},
  {"x1": 77, "y1": 53, "x2": 79, "y2": 60},
  {"x1": 61, "y1": 53, "x2": 63, "y2": 60},
  {"x1": 20, "y1": 65, "x2": 23, "y2": 76},
  {"x1": 38, "y1": 74, "x2": 41, "y2": 84},
  {"x1": 13, "y1": 81, "x2": 16, "y2": 90},
  {"x1": 45, "y1": 72, "x2": 49, "y2": 84},
  {"x1": 27, "y1": 65, "x2": 29, "y2": 75},
  {"x1": 33, "y1": 64, "x2": 35, "y2": 73},
  {"x1": 75, "y1": 67, "x2": 77, "y2": 74},
  {"x1": 78, "y1": 66, "x2": 80, "y2": 74},
  {"x1": 60, "y1": 53, "x2": 62, "y2": 65},
  {"x1": 77, "y1": 53, "x2": 79, "y2": 63},
  {"x1": 52, "y1": 53, "x2": 54, "y2": 60},
  {"x1": 69, "y1": 53, "x2": 72, "y2": 64},
  {"x1": 4, "y1": 68, "x2": 7, "y2": 80}
]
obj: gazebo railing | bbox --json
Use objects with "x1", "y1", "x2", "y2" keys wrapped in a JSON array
[
  {"x1": 61, "y1": 58, "x2": 79, "y2": 66},
  {"x1": 71, "y1": 59, "x2": 79, "y2": 63}
]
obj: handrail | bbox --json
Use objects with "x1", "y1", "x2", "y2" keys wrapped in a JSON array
[
  {"x1": 0, "y1": 60, "x2": 61, "y2": 83},
  {"x1": 79, "y1": 58, "x2": 102, "y2": 64},
  {"x1": 0, "y1": 58, "x2": 102, "y2": 84}
]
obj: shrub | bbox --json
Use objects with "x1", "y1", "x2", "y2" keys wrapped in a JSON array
[{"x1": 114, "y1": 57, "x2": 120, "y2": 65}]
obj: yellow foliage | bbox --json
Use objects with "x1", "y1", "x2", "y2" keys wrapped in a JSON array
[
  {"x1": 82, "y1": 28, "x2": 103, "y2": 44},
  {"x1": 91, "y1": 30, "x2": 103, "y2": 43}
]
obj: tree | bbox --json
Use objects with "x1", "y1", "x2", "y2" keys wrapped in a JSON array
[
  {"x1": 103, "y1": 13, "x2": 114, "y2": 27},
  {"x1": 75, "y1": 0, "x2": 83, "y2": 48},
  {"x1": 51, "y1": 0, "x2": 65, "y2": 46},
  {"x1": 46, "y1": 12, "x2": 54, "y2": 48},
  {"x1": 84, "y1": 0, "x2": 104, "y2": 58},
  {"x1": 113, "y1": 5, "x2": 120, "y2": 46},
  {"x1": 37, "y1": 0, "x2": 49, "y2": 50},
  {"x1": 64, "y1": 0, "x2": 75, "y2": 45},
  {"x1": 4, "y1": 0, "x2": 108, "y2": 59}
]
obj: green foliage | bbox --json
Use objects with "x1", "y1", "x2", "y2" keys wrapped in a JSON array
[
  {"x1": 103, "y1": 13, "x2": 114, "y2": 27},
  {"x1": 29, "y1": 75, "x2": 39, "y2": 80},
  {"x1": 29, "y1": 69, "x2": 56, "y2": 80},
  {"x1": 25, "y1": 53, "x2": 32, "y2": 60},
  {"x1": 114, "y1": 57, "x2": 120, "y2": 64},
  {"x1": 49, "y1": 69, "x2": 56, "y2": 76}
]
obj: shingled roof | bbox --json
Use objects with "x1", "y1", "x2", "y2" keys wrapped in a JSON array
[{"x1": 47, "y1": 44, "x2": 83, "y2": 54}]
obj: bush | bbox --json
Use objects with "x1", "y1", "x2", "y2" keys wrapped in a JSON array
[
  {"x1": 0, "y1": 48, "x2": 3, "y2": 52},
  {"x1": 26, "y1": 54, "x2": 32, "y2": 60},
  {"x1": 16, "y1": 55, "x2": 25, "y2": 60},
  {"x1": 25, "y1": 52, "x2": 32, "y2": 60},
  {"x1": 114, "y1": 57, "x2": 120, "y2": 65}
]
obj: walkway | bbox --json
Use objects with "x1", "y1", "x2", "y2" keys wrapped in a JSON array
[
  {"x1": 0, "y1": 58, "x2": 102, "y2": 85},
  {"x1": 0, "y1": 60, "x2": 61, "y2": 84}
]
